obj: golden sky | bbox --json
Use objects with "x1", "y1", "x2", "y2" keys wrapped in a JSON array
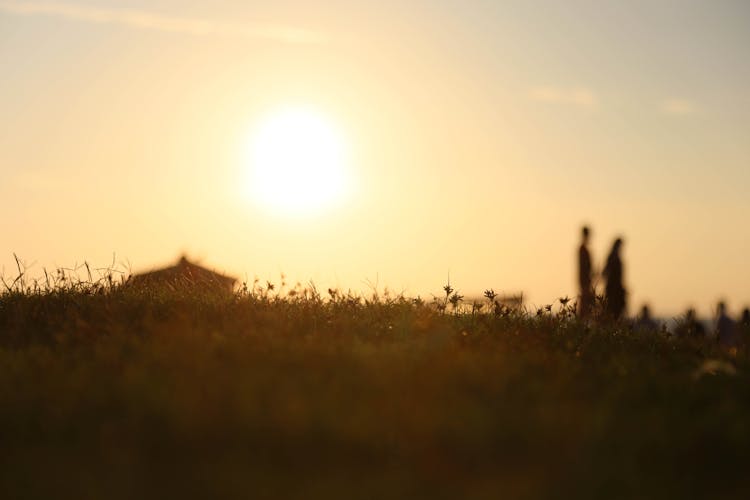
[{"x1": 1, "y1": 0, "x2": 749, "y2": 316}]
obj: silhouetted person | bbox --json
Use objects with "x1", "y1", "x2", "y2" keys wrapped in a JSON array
[
  {"x1": 602, "y1": 238, "x2": 626, "y2": 320},
  {"x1": 635, "y1": 304, "x2": 658, "y2": 331},
  {"x1": 715, "y1": 302, "x2": 737, "y2": 348},
  {"x1": 740, "y1": 308, "x2": 750, "y2": 348},
  {"x1": 741, "y1": 308, "x2": 750, "y2": 328},
  {"x1": 578, "y1": 226, "x2": 594, "y2": 318},
  {"x1": 675, "y1": 308, "x2": 705, "y2": 339}
]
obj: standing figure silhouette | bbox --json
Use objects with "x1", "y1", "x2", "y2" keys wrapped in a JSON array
[
  {"x1": 578, "y1": 226, "x2": 594, "y2": 319},
  {"x1": 715, "y1": 302, "x2": 737, "y2": 348},
  {"x1": 741, "y1": 308, "x2": 750, "y2": 327},
  {"x1": 676, "y1": 308, "x2": 705, "y2": 339},
  {"x1": 602, "y1": 238, "x2": 626, "y2": 321},
  {"x1": 635, "y1": 304, "x2": 658, "y2": 331},
  {"x1": 740, "y1": 308, "x2": 750, "y2": 349},
  {"x1": 740, "y1": 307, "x2": 750, "y2": 328}
]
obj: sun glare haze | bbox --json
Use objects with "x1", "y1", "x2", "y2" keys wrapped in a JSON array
[{"x1": 246, "y1": 107, "x2": 350, "y2": 217}]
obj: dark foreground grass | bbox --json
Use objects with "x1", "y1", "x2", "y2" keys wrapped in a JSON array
[{"x1": 1, "y1": 284, "x2": 749, "y2": 500}]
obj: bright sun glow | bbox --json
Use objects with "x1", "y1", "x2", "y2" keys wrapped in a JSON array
[{"x1": 247, "y1": 108, "x2": 349, "y2": 216}]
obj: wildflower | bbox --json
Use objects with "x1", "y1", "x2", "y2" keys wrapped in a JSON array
[
  {"x1": 494, "y1": 301, "x2": 504, "y2": 316},
  {"x1": 484, "y1": 289, "x2": 497, "y2": 301}
]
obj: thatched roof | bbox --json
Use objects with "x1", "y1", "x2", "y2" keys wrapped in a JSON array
[{"x1": 130, "y1": 256, "x2": 236, "y2": 292}]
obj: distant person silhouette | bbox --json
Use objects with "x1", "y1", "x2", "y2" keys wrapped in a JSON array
[
  {"x1": 635, "y1": 304, "x2": 658, "y2": 331},
  {"x1": 740, "y1": 308, "x2": 750, "y2": 348},
  {"x1": 602, "y1": 238, "x2": 626, "y2": 320},
  {"x1": 577, "y1": 226, "x2": 594, "y2": 318},
  {"x1": 740, "y1": 308, "x2": 750, "y2": 328},
  {"x1": 715, "y1": 302, "x2": 738, "y2": 348},
  {"x1": 675, "y1": 308, "x2": 705, "y2": 339}
]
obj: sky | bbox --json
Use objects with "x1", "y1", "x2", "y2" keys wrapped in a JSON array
[{"x1": 1, "y1": 0, "x2": 749, "y2": 316}]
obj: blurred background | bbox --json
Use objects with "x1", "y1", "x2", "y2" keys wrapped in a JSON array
[{"x1": 1, "y1": 0, "x2": 749, "y2": 316}]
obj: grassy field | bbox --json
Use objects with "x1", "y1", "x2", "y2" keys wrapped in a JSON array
[{"x1": 1, "y1": 277, "x2": 749, "y2": 499}]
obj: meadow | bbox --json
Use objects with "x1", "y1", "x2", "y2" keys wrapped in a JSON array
[{"x1": 1, "y1": 271, "x2": 748, "y2": 500}]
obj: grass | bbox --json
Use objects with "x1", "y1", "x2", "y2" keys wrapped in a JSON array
[{"x1": 1, "y1": 271, "x2": 749, "y2": 499}]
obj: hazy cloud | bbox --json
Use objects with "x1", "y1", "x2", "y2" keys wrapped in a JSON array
[
  {"x1": 528, "y1": 86, "x2": 599, "y2": 110},
  {"x1": 659, "y1": 98, "x2": 696, "y2": 115},
  {"x1": 0, "y1": 0, "x2": 323, "y2": 44}
]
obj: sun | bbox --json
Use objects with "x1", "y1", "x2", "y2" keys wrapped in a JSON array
[{"x1": 246, "y1": 108, "x2": 350, "y2": 216}]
